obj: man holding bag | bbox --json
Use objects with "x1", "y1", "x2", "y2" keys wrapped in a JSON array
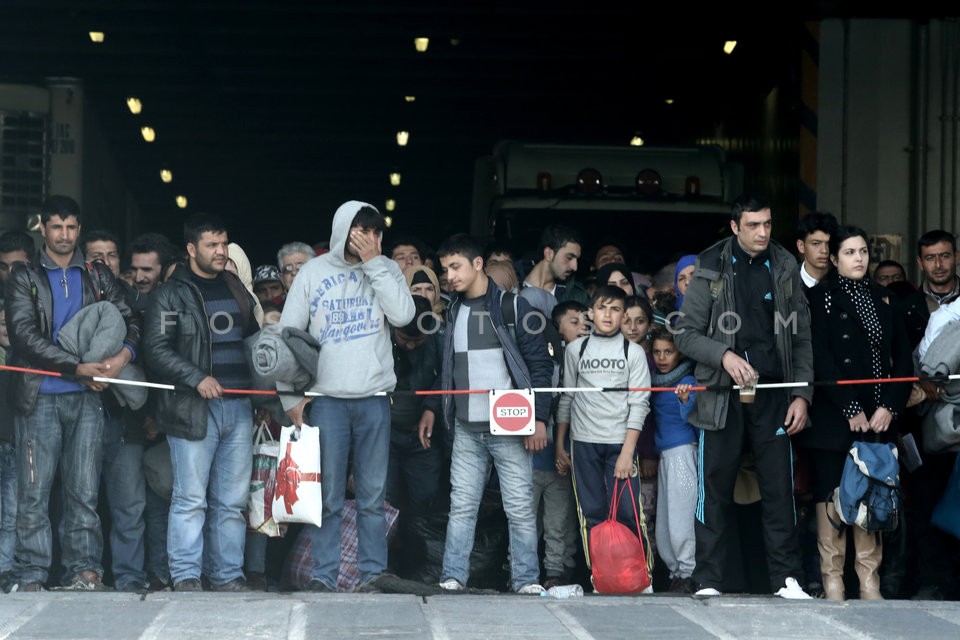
[
  {"x1": 143, "y1": 213, "x2": 260, "y2": 592},
  {"x1": 279, "y1": 201, "x2": 414, "y2": 592}
]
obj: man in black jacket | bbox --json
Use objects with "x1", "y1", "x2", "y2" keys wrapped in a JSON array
[
  {"x1": 5, "y1": 195, "x2": 141, "y2": 592},
  {"x1": 143, "y1": 213, "x2": 259, "y2": 593}
]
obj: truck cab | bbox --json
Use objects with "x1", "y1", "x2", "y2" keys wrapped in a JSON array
[{"x1": 471, "y1": 140, "x2": 743, "y2": 270}]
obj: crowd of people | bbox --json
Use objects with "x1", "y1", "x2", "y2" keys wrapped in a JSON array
[{"x1": 0, "y1": 192, "x2": 956, "y2": 601}]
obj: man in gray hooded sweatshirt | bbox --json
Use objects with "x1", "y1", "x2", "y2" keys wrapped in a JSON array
[{"x1": 279, "y1": 201, "x2": 414, "y2": 592}]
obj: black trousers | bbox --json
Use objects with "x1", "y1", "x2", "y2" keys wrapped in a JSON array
[{"x1": 692, "y1": 390, "x2": 803, "y2": 592}]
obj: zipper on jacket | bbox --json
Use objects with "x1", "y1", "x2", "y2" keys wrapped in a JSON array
[{"x1": 59, "y1": 267, "x2": 69, "y2": 299}]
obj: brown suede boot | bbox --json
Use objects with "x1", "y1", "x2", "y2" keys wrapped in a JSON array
[
  {"x1": 816, "y1": 502, "x2": 846, "y2": 601},
  {"x1": 853, "y1": 525, "x2": 884, "y2": 600}
]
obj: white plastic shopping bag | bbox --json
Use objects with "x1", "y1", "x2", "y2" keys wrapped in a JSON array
[{"x1": 272, "y1": 423, "x2": 322, "y2": 527}]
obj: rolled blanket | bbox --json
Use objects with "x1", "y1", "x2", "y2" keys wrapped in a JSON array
[
  {"x1": 249, "y1": 324, "x2": 318, "y2": 392},
  {"x1": 56, "y1": 301, "x2": 148, "y2": 410}
]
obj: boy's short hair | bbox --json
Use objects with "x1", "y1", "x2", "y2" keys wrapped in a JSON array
[
  {"x1": 436, "y1": 233, "x2": 484, "y2": 263},
  {"x1": 183, "y1": 212, "x2": 228, "y2": 247},
  {"x1": 590, "y1": 284, "x2": 627, "y2": 307},
  {"x1": 539, "y1": 224, "x2": 581, "y2": 254},
  {"x1": 624, "y1": 294, "x2": 654, "y2": 320},
  {"x1": 551, "y1": 299, "x2": 587, "y2": 327},
  {"x1": 795, "y1": 211, "x2": 838, "y2": 242}
]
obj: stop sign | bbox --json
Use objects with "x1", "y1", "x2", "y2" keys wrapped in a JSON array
[{"x1": 489, "y1": 389, "x2": 535, "y2": 435}]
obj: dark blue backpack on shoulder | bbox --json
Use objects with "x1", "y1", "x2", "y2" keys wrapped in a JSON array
[{"x1": 833, "y1": 440, "x2": 901, "y2": 533}]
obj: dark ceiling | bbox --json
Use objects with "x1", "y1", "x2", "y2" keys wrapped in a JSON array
[{"x1": 0, "y1": 1, "x2": 947, "y2": 265}]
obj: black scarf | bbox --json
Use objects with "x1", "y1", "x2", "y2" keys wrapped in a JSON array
[{"x1": 837, "y1": 274, "x2": 883, "y2": 406}]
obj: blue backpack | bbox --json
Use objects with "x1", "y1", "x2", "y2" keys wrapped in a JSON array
[{"x1": 833, "y1": 441, "x2": 901, "y2": 533}]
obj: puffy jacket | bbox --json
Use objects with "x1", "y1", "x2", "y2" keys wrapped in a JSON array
[
  {"x1": 142, "y1": 265, "x2": 258, "y2": 440},
  {"x1": 4, "y1": 248, "x2": 141, "y2": 415},
  {"x1": 674, "y1": 237, "x2": 814, "y2": 431}
]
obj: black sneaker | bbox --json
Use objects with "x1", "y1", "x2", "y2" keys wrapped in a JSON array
[
  {"x1": 117, "y1": 580, "x2": 148, "y2": 593},
  {"x1": 542, "y1": 575, "x2": 564, "y2": 591},
  {"x1": 173, "y1": 578, "x2": 203, "y2": 592},
  {"x1": 211, "y1": 577, "x2": 249, "y2": 592},
  {"x1": 246, "y1": 572, "x2": 267, "y2": 592}
]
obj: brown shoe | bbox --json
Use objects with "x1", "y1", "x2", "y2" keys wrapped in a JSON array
[
  {"x1": 19, "y1": 582, "x2": 45, "y2": 592},
  {"x1": 60, "y1": 570, "x2": 111, "y2": 592}
]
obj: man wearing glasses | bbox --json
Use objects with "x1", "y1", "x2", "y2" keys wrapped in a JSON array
[{"x1": 276, "y1": 241, "x2": 313, "y2": 292}]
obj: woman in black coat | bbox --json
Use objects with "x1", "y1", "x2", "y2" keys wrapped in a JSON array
[{"x1": 797, "y1": 225, "x2": 912, "y2": 602}]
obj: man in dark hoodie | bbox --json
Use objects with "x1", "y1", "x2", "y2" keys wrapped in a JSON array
[{"x1": 278, "y1": 201, "x2": 414, "y2": 593}]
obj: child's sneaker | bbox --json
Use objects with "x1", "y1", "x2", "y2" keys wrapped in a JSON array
[
  {"x1": 517, "y1": 583, "x2": 545, "y2": 595},
  {"x1": 438, "y1": 578, "x2": 464, "y2": 591},
  {"x1": 775, "y1": 577, "x2": 813, "y2": 600}
]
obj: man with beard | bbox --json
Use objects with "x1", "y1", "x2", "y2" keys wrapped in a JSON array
[
  {"x1": 521, "y1": 224, "x2": 589, "y2": 306},
  {"x1": 902, "y1": 230, "x2": 960, "y2": 346},
  {"x1": 5, "y1": 195, "x2": 140, "y2": 591},
  {"x1": 143, "y1": 213, "x2": 259, "y2": 592}
]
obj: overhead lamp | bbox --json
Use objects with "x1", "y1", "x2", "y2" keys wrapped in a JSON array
[
  {"x1": 396, "y1": 131, "x2": 409, "y2": 146},
  {"x1": 175, "y1": 195, "x2": 188, "y2": 209},
  {"x1": 404, "y1": 95, "x2": 416, "y2": 103},
  {"x1": 384, "y1": 215, "x2": 393, "y2": 228},
  {"x1": 140, "y1": 126, "x2": 156, "y2": 142},
  {"x1": 450, "y1": 38, "x2": 461, "y2": 47},
  {"x1": 389, "y1": 171, "x2": 401, "y2": 186},
  {"x1": 126, "y1": 97, "x2": 142, "y2": 114},
  {"x1": 160, "y1": 169, "x2": 173, "y2": 183},
  {"x1": 414, "y1": 37, "x2": 429, "y2": 53},
  {"x1": 629, "y1": 136, "x2": 644, "y2": 147},
  {"x1": 576, "y1": 168, "x2": 603, "y2": 194},
  {"x1": 89, "y1": 31, "x2": 105, "y2": 43},
  {"x1": 723, "y1": 40, "x2": 737, "y2": 55},
  {"x1": 664, "y1": 98, "x2": 675, "y2": 105},
  {"x1": 385, "y1": 198, "x2": 396, "y2": 212}
]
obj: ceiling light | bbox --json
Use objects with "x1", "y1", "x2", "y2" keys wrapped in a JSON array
[
  {"x1": 414, "y1": 37, "x2": 429, "y2": 53},
  {"x1": 449, "y1": 38, "x2": 460, "y2": 47},
  {"x1": 384, "y1": 215, "x2": 393, "y2": 228},
  {"x1": 126, "y1": 97, "x2": 142, "y2": 114},
  {"x1": 160, "y1": 169, "x2": 173, "y2": 183},
  {"x1": 723, "y1": 40, "x2": 737, "y2": 55},
  {"x1": 396, "y1": 131, "x2": 409, "y2": 146},
  {"x1": 664, "y1": 98, "x2": 675, "y2": 105},
  {"x1": 140, "y1": 126, "x2": 156, "y2": 142},
  {"x1": 389, "y1": 172, "x2": 401, "y2": 186},
  {"x1": 629, "y1": 136, "x2": 644, "y2": 147},
  {"x1": 175, "y1": 195, "x2": 188, "y2": 208},
  {"x1": 385, "y1": 198, "x2": 396, "y2": 212},
  {"x1": 89, "y1": 32, "x2": 105, "y2": 43},
  {"x1": 404, "y1": 96, "x2": 416, "y2": 103}
]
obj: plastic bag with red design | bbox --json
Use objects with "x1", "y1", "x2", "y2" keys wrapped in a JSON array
[
  {"x1": 588, "y1": 479, "x2": 651, "y2": 594},
  {"x1": 272, "y1": 423, "x2": 323, "y2": 527},
  {"x1": 246, "y1": 421, "x2": 286, "y2": 536}
]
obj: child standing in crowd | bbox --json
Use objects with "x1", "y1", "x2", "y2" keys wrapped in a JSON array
[
  {"x1": 649, "y1": 326, "x2": 699, "y2": 593},
  {"x1": 556, "y1": 285, "x2": 653, "y2": 588}
]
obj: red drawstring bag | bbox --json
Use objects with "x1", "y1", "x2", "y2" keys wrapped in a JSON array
[{"x1": 588, "y1": 478, "x2": 651, "y2": 594}]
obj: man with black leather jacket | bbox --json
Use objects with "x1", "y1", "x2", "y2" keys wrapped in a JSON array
[
  {"x1": 143, "y1": 213, "x2": 259, "y2": 593},
  {"x1": 5, "y1": 195, "x2": 141, "y2": 592}
]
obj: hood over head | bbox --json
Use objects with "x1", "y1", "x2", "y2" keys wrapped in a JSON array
[{"x1": 328, "y1": 200, "x2": 383, "y2": 266}]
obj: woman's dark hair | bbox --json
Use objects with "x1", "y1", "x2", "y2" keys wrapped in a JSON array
[
  {"x1": 828, "y1": 224, "x2": 870, "y2": 258},
  {"x1": 594, "y1": 262, "x2": 634, "y2": 296}
]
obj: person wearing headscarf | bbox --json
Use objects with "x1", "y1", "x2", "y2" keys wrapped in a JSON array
[
  {"x1": 674, "y1": 254, "x2": 697, "y2": 312},
  {"x1": 228, "y1": 242, "x2": 264, "y2": 326},
  {"x1": 404, "y1": 264, "x2": 446, "y2": 319}
]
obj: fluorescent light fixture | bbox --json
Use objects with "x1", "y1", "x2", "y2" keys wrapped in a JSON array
[
  {"x1": 160, "y1": 169, "x2": 173, "y2": 183},
  {"x1": 176, "y1": 195, "x2": 188, "y2": 208},
  {"x1": 384, "y1": 215, "x2": 393, "y2": 228},
  {"x1": 396, "y1": 131, "x2": 409, "y2": 146},
  {"x1": 404, "y1": 96, "x2": 416, "y2": 103},
  {"x1": 89, "y1": 32, "x2": 105, "y2": 43},
  {"x1": 629, "y1": 136, "x2": 644, "y2": 147},
  {"x1": 385, "y1": 198, "x2": 396, "y2": 212},
  {"x1": 389, "y1": 172, "x2": 401, "y2": 186},
  {"x1": 664, "y1": 98, "x2": 675, "y2": 105},
  {"x1": 414, "y1": 37, "x2": 429, "y2": 52},
  {"x1": 723, "y1": 40, "x2": 737, "y2": 55},
  {"x1": 126, "y1": 97, "x2": 142, "y2": 114},
  {"x1": 141, "y1": 126, "x2": 156, "y2": 142}
]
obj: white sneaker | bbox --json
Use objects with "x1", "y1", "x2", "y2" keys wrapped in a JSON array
[
  {"x1": 517, "y1": 583, "x2": 545, "y2": 595},
  {"x1": 439, "y1": 578, "x2": 464, "y2": 591},
  {"x1": 776, "y1": 577, "x2": 813, "y2": 600},
  {"x1": 694, "y1": 587, "x2": 721, "y2": 597}
]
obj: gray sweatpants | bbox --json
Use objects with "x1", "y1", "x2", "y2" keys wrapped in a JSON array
[
  {"x1": 655, "y1": 444, "x2": 698, "y2": 579},
  {"x1": 533, "y1": 469, "x2": 578, "y2": 579}
]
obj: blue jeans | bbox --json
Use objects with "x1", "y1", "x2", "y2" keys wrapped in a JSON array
[
  {"x1": 15, "y1": 391, "x2": 104, "y2": 585},
  {"x1": 0, "y1": 442, "x2": 17, "y2": 573},
  {"x1": 307, "y1": 396, "x2": 390, "y2": 589},
  {"x1": 442, "y1": 423, "x2": 540, "y2": 591},
  {"x1": 167, "y1": 398, "x2": 252, "y2": 587},
  {"x1": 101, "y1": 415, "x2": 146, "y2": 589}
]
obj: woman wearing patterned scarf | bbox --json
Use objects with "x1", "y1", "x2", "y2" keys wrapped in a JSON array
[{"x1": 796, "y1": 225, "x2": 913, "y2": 602}]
